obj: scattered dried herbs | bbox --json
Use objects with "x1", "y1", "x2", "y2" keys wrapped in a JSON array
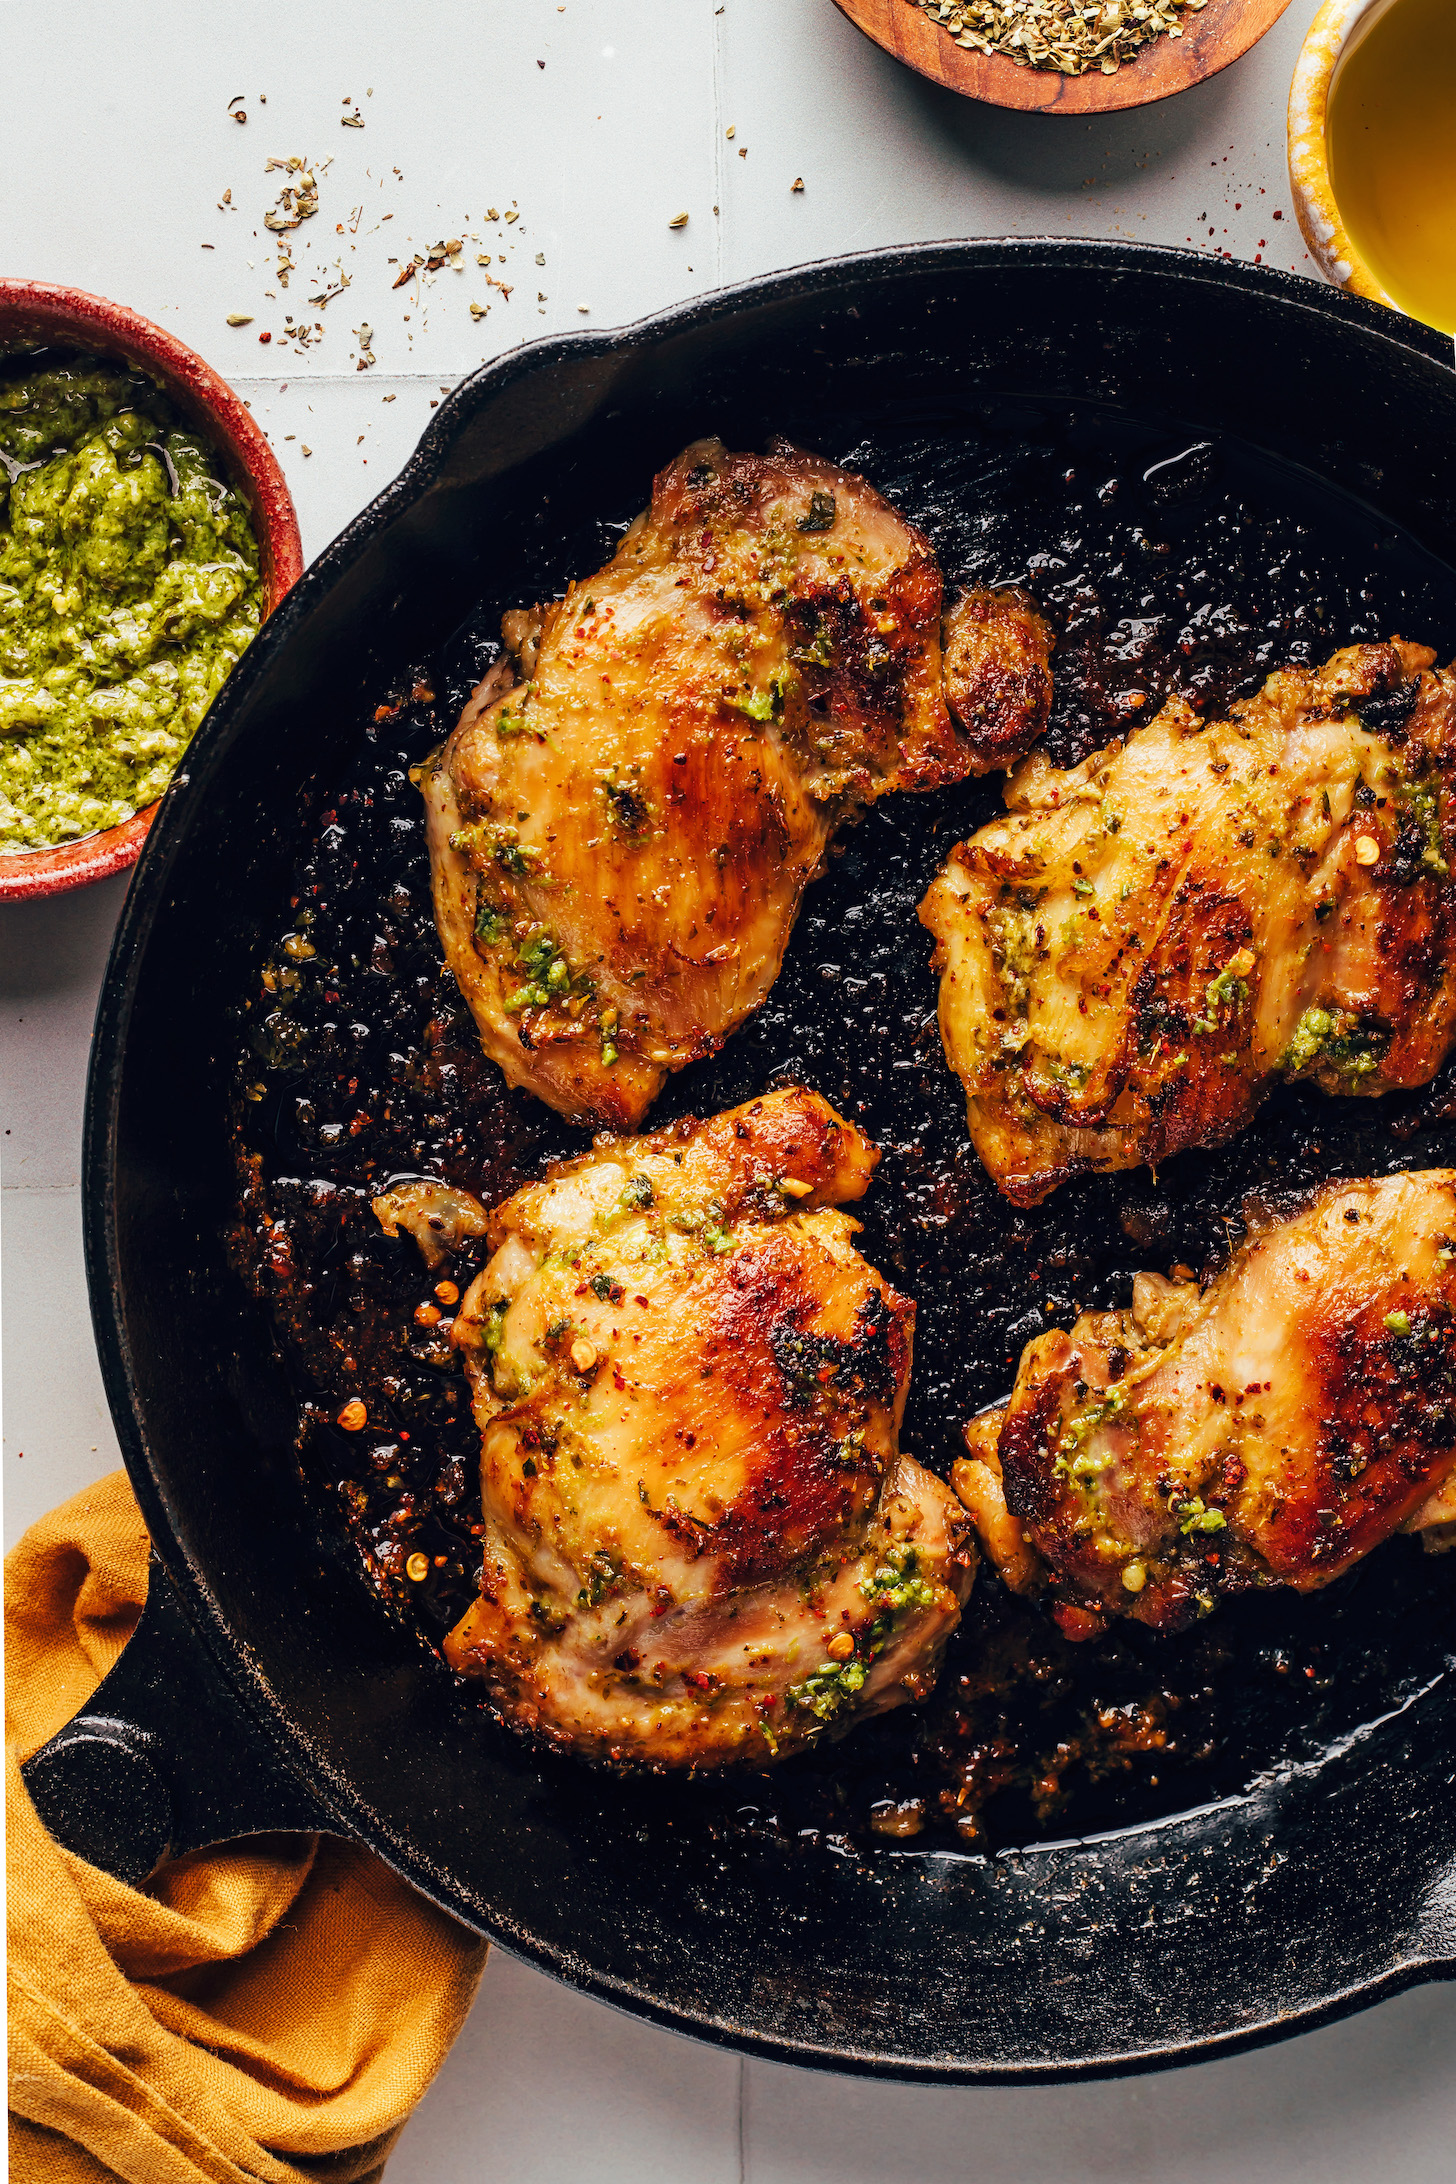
[{"x1": 263, "y1": 157, "x2": 319, "y2": 232}]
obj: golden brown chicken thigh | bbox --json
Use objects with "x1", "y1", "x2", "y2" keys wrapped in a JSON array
[
  {"x1": 420, "y1": 439, "x2": 977, "y2": 1131},
  {"x1": 385, "y1": 1087, "x2": 974, "y2": 1768},
  {"x1": 953, "y1": 1171, "x2": 1456, "y2": 1640},
  {"x1": 921, "y1": 639, "x2": 1456, "y2": 1204}
]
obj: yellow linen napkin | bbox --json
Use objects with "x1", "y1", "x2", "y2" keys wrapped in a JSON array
[{"x1": 7, "y1": 1473, "x2": 488, "y2": 2183}]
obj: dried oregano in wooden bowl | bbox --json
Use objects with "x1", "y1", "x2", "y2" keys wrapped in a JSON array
[
  {"x1": 830, "y1": 0, "x2": 1293, "y2": 113},
  {"x1": 908, "y1": 0, "x2": 1208, "y2": 77}
]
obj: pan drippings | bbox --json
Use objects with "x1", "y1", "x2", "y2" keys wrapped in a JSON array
[{"x1": 230, "y1": 402, "x2": 1456, "y2": 1853}]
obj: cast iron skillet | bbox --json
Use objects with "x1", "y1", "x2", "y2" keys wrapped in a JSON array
[{"x1": 25, "y1": 242, "x2": 1456, "y2": 2081}]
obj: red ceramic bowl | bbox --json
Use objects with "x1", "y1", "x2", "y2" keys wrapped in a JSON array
[{"x1": 0, "y1": 281, "x2": 304, "y2": 902}]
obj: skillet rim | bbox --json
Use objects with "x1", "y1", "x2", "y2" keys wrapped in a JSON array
[{"x1": 84, "y1": 235, "x2": 1456, "y2": 2081}]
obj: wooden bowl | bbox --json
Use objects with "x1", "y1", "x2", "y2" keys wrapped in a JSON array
[
  {"x1": 832, "y1": 0, "x2": 1294, "y2": 113},
  {"x1": 0, "y1": 282, "x2": 303, "y2": 903}
]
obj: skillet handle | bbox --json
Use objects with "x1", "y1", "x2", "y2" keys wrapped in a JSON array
[{"x1": 21, "y1": 1551, "x2": 336, "y2": 1886}]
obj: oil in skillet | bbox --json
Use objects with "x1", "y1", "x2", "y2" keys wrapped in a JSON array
[{"x1": 229, "y1": 402, "x2": 1456, "y2": 1851}]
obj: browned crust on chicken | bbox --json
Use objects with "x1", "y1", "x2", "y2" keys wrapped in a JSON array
[
  {"x1": 921, "y1": 639, "x2": 1456, "y2": 1204},
  {"x1": 942, "y1": 584, "x2": 1055, "y2": 773},
  {"x1": 424, "y1": 1088, "x2": 975, "y2": 1767},
  {"x1": 482, "y1": 1079, "x2": 878, "y2": 1252},
  {"x1": 421, "y1": 438, "x2": 975, "y2": 1132},
  {"x1": 958, "y1": 1171, "x2": 1456, "y2": 1637}
]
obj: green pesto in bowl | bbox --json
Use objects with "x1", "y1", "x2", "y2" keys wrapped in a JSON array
[{"x1": 0, "y1": 354, "x2": 264, "y2": 852}]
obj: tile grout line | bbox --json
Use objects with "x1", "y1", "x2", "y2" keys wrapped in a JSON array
[
  {"x1": 736, "y1": 2053, "x2": 748, "y2": 2184},
  {"x1": 710, "y1": 0, "x2": 726, "y2": 291},
  {"x1": 228, "y1": 368, "x2": 525, "y2": 391}
]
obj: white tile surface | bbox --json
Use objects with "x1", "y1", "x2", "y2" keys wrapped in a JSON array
[
  {"x1": 8, "y1": 0, "x2": 718, "y2": 377},
  {"x1": 716, "y1": 0, "x2": 1321, "y2": 281},
  {"x1": 1, "y1": 871, "x2": 128, "y2": 1191},
  {"x1": 5, "y1": 0, "x2": 1455, "y2": 2175},
  {"x1": 2, "y1": 1185, "x2": 123, "y2": 1549},
  {"x1": 742, "y1": 1984, "x2": 1456, "y2": 2183},
  {"x1": 387, "y1": 1952, "x2": 744, "y2": 2184},
  {"x1": 2, "y1": 878, "x2": 130, "y2": 1545}
]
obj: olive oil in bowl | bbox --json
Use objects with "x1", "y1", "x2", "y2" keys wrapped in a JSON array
[{"x1": 1328, "y1": 0, "x2": 1456, "y2": 335}]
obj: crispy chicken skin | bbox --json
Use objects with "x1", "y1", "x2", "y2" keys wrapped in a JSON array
[
  {"x1": 952, "y1": 1172, "x2": 1456, "y2": 1640},
  {"x1": 420, "y1": 438, "x2": 975, "y2": 1131},
  {"x1": 942, "y1": 584, "x2": 1055, "y2": 772},
  {"x1": 402, "y1": 1088, "x2": 974, "y2": 1768},
  {"x1": 920, "y1": 640, "x2": 1456, "y2": 1204}
]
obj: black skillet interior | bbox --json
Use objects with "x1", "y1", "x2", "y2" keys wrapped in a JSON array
[{"x1": 90, "y1": 243, "x2": 1456, "y2": 2079}]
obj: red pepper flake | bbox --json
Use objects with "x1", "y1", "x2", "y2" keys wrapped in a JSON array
[
  {"x1": 258, "y1": 330, "x2": 272, "y2": 343},
  {"x1": 634, "y1": 1294, "x2": 649, "y2": 1308}
]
